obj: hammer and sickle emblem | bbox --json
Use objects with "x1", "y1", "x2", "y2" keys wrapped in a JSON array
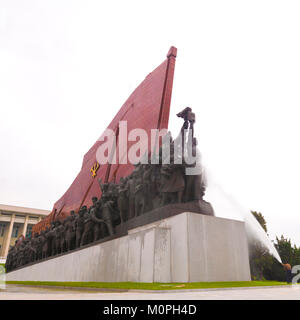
[{"x1": 91, "y1": 162, "x2": 100, "y2": 178}]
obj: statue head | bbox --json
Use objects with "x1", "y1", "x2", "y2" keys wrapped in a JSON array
[
  {"x1": 92, "y1": 197, "x2": 98, "y2": 205},
  {"x1": 79, "y1": 206, "x2": 87, "y2": 216}
]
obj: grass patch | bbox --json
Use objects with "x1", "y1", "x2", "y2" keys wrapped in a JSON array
[{"x1": 5, "y1": 280, "x2": 289, "y2": 290}]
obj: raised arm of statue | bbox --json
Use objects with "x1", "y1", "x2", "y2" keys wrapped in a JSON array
[
  {"x1": 98, "y1": 178, "x2": 104, "y2": 192},
  {"x1": 90, "y1": 209, "x2": 105, "y2": 224}
]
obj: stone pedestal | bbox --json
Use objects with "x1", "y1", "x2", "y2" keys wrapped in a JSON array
[{"x1": 6, "y1": 212, "x2": 251, "y2": 282}]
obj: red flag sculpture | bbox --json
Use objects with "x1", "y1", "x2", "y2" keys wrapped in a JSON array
[{"x1": 33, "y1": 46, "x2": 177, "y2": 234}]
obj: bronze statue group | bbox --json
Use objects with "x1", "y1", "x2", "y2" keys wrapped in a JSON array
[{"x1": 6, "y1": 108, "x2": 206, "y2": 272}]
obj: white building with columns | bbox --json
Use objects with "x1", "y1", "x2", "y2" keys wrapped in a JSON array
[{"x1": 0, "y1": 204, "x2": 50, "y2": 262}]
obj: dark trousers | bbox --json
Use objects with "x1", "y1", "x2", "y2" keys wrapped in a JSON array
[{"x1": 286, "y1": 270, "x2": 292, "y2": 283}]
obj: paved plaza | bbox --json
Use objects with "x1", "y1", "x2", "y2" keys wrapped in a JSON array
[{"x1": 0, "y1": 284, "x2": 300, "y2": 300}]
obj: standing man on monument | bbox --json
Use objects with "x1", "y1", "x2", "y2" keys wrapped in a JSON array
[{"x1": 282, "y1": 262, "x2": 292, "y2": 284}]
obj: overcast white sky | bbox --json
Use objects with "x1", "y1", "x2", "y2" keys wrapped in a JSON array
[{"x1": 0, "y1": 0, "x2": 299, "y2": 245}]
